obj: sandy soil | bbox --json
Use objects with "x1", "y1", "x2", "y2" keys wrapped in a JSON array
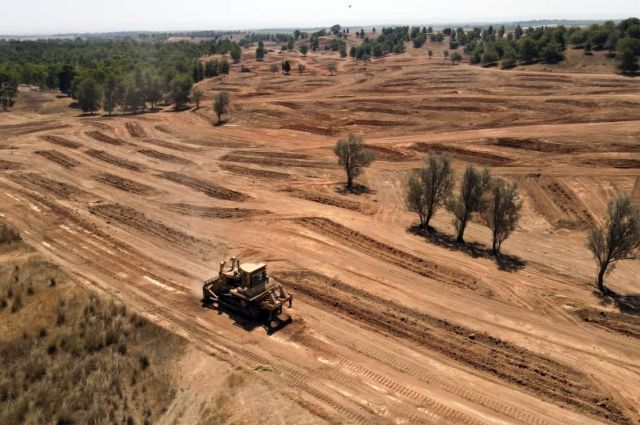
[{"x1": 1, "y1": 40, "x2": 639, "y2": 424}]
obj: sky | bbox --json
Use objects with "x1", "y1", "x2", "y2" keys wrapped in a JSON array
[{"x1": 2, "y1": 0, "x2": 639, "y2": 35}]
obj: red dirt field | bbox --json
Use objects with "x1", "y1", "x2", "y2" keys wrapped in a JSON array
[{"x1": 1, "y1": 40, "x2": 639, "y2": 424}]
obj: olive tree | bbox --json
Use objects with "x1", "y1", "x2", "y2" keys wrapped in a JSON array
[
  {"x1": 191, "y1": 86, "x2": 204, "y2": 109},
  {"x1": 328, "y1": 62, "x2": 337, "y2": 76},
  {"x1": 405, "y1": 154, "x2": 454, "y2": 231},
  {"x1": 76, "y1": 78, "x2": 102, "y2": 115},
  {"x1": 213, "y1": 91, "x2": 230, "y2": 124},
  {"x1": 588, "y1": 195, "x2": 640, "y2": 293},
  {"x1": 270, "y1": 64, "x2": 278, "y2": 75},
  {"x1": 483, "y1": 177, "x2": 522, "y2": 255},
  {"x1": 333, "y1": 133, "x2": 375, "y2": 190},
  {"x1": 447, "y1": 166, "x2": 491, "y2": 243}
]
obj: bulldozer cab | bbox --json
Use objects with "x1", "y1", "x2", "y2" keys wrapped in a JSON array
[{"x1": 240, "y1": 263, "x2": 268, "y2": 297}]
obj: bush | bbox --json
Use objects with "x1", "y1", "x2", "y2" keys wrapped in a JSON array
[{"x1": 0, "y1": 222, "x2": 20, "y2": 244}]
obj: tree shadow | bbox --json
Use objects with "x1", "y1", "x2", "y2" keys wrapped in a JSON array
[
  {"x1": 213, "y1": 120, "x2": 226, "y2": 127},
  {"x1": 409, "y1": 226, "x2": 527, "y2": 272},
  {"x1": 335, "y1": 183, "x2": 375, "y2": 195},
  {"x1": 599, "y1": 289, "x2": 640, "y2": 315}
]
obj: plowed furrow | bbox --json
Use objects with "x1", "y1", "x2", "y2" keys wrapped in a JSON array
[
  {"x1": 85, "y1": 149, "x2": 145, "y2": 171},
  {"x1": 157, "y1": 171, "x2": 248, "y2": 201},
  {"x1": 39, "y1": 135, "x2": 82, "y2": 149},
  {"x1": 88, "y1": 203, "x2": 210, "y2": 252},
  {"x1": 295, "y1": 217, "x2": 478, "y2": 290},
  {"x1": 35, "y1": 150, "x2": 79, "y2": 168},
  {"x1": 276, "y1": 270, "x2": 631, "y2": 425},
  {"x1": 96, "y1": 173, "x2": 157, "y2": 195}
]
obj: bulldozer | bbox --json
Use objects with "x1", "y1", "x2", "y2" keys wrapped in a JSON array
[{"x1": 202, "y1": 257, "x2": 293, "y2": 330}]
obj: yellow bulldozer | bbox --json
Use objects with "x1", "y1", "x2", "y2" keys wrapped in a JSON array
[{"x1": 202, "y1": 257, "x2": 293, "y2": 330}]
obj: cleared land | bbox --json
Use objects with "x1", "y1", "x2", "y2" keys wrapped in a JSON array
[{"x1": 0, "y1": 37, "x2": 639, "y2": 424}]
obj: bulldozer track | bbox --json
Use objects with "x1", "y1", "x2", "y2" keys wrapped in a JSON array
[
  {"x1": 39, "y1": 135, "x2": 82, "y2": 149},
  {"x1": 276, "y1": 270, "x2": 632, "y2": 425},
  {"x1": 304, "y1": 320, "x2": 566, "y2": 425},
  {"x1": 88, "y1": 203, "x2": 211, "y2": 252},
  {"x1": 95, "y1": 173, "x2": 158, "y2": 196},
  {"x1": 8, "y1": 173, "x2": 86, "y2": 200},
  {"x1": 166, "y1": 203, "x2": 267, "y2": 219},
  {"x1": 138, "y1": 149, "x2": 191, "y2": 164},
  {"x1": 220, "y1": 163, "x2": 291, "y2": 180},
  {"x1": 35, "y1": 149, "x2": 80, "y2": 168},
  {"x1": 285, "y1": 188, "x2": 363, "y2": 212},
  {"x1": 295, "y1": 217, "x2": 479, "y2": 290},
  {"x1": 85, "y1": 149, "x2": 146, "y2": 171},
  {"x1": 125, "y1": 121, "x2": 147, "y2": 138},
  {"x1": 157, "y1": 171, "x2": 249, "y2": 201},
  {"x1": 85, "y1": 130, "x2": 131, "y2": 146}
]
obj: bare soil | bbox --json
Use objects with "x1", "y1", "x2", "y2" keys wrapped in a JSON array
[{"x1": 1, "y1": 40, "x2": 639, "y2": 424}]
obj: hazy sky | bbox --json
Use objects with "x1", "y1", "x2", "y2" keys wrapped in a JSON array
[{"x1": 3, "y1": 0, "x2": 639, "y2": 35}]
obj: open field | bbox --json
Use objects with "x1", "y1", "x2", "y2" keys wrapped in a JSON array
[{"x1": 1, "y1": 39, "x2": 639, "y2": 424}]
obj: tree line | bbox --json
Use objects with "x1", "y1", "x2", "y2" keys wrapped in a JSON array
[
  {"x1": 0, "y1": 37, "x2": 235, "y2": 114},
  {"x1": 333, "y1": 136, "x2": 640, "y2": 293}
]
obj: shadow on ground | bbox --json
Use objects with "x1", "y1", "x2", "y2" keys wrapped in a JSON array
[
  {"x1": 599, "y1": 289, "x2": 640, "y2": 315},
  {"x1": 409, "y1": 226, "x2": 527, "y2": 272}
]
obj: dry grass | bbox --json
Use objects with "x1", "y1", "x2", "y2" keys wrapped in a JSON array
[{"x1": 0, "y1": 221, "x2": 185, "y2": 425}]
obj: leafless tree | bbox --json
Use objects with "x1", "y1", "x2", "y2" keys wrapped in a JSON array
[
  {"x1": 588, "y1": 195, "x2": 640, "y2": 293},
  {"x1": 328, "y1": 62, "x2": 337, "y2": 76},
  {"x1": 483, "y1": 177, "x2": 522, "y2": 255}
]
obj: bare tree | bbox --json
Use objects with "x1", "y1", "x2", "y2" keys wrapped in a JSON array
[
  {"x1": 588, "y1": 195, "x2": 640, "y2": 293},
  {"x1": 405, "y1": 154, "x2": 454, "y2": 231},
  {"x1": 213, "y1": 91, "x2": 230, "y2": 125},
  {"x1": 328, "y1": 62, "x2": 337, "y2": 76},
  {"x1": 270, "y1": 64, "x2": 278, "y2": 75},
  {"x1": 447, "y1": 166, "x2": 491, "y2": 243},
  {"x1": 483, "y1": 177, "x2": 522, "y2": 255},
  {"x1": 333, "y1": 133, "x2": 375, "y2": 190},
  {"x1": 191, "y1": 86, "x2": 204, "y2": 109},
  {"x1": 298, "y1": 63, "x2": 306, "y2": 75}
]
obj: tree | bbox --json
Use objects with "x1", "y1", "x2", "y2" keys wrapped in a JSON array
[
  {"x1": 76, "y1": 78, "x2": 101, "y2": 115},
  {"x1": 145, "y1": 76, "x2": 162, "y2": 110},
  {"x1": 170, "y1": 73, "x2": 192, "y2": 109},
  {"x1": 333, "y1": 133, "x2": 375, "y2": 190},
  {"x1": 443, "y1": 50, "x2": 449, "y2": 61},
  {"x1": 447, "y1": 166, "x2": 491, "y2": 243},
  {"x1": 518, "y1": 37, "x2": 538, "y2": 62},
  {"x1": 450, "y1": 51, "x2": 463, "y2": 64},
  {"x1": 58, "y1": 64, "x2": 74, "y2": 96},
  {"x1": 270, "y1": 64, "x2": 278, "y2": 75},
  {"x1": 287, "y1": 37, "x2": 295, "y2": 52},
  {"x1": 230, "y1": 43, "x2": 241, "y2": 63},
  {"x1": 256, "y1": 46, "x2": 265, "y2": 62},
  {"x1": 282, "y1": 61, "x2": 291, "y2": 75},
  {"x1": 616, "y1": 37, "x2": 639, "y2": 74},
  {"x1": 541, "y1": 41, "x2": 564, "y2": 64},
  {"x1": 405, "y1": 154, "x2": 454, "y2": 230},
  {"x1": 218, "y1": 60, "x2": 230, "y2": 75},
  {"x1": 327, "y1": 62, "x2": 337, "y2": 76},
  {"x1": 102, "y1": 75, "x2": 122, "y2": 116},
  {"x1": 297, "y1": 63, "x2": 306, "y2": 75},
  {"x1": 588, "y1": 196, "x2": 640, "y2": 293},
  {"x1": 483, "y1": 178, "x2": 522, "y2": 255},
  {"x1": 501, "y1": 49, "x2": 517, "y2": 68},
  {"x1": 427, "y1": 50, "x2": 433, "y2": 59},
  {"x1": 191, "y1": 86, "x2": 204, "y2": 109},
  {"x1": 213, "y1": 91, "x2": 230, "y2": 124},
  {"x1": 0, "y1": 72, "x2": 18, "y2": 111},
  {"x1": 514, "y1": 25, "x2": 523, "y2": 40},
  {"x1": 300, "y1": 45, "x2": 309, "y2": 56}
]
